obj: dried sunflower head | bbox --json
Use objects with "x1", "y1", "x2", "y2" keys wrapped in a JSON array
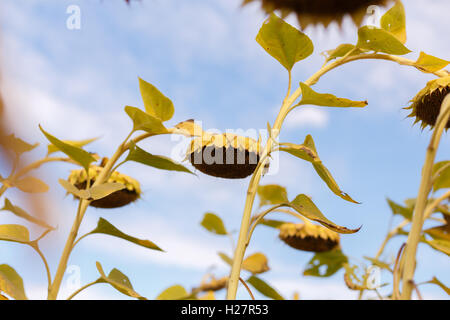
[
  {"x1": 406, "y1": 76, "x2": 450, "y2": 129},
  {"x1": 243, "y1": 0, "x2": 394, "y2": 29},
  {"x1": 188, "y1": 133, "x2": 262, "y2": 179},
  {"x1": 279, "y1": 222, "x2": 340, "y2": 252},
  {"x1": 68, "y1": 166, "x2": 141, "y2": 208}
]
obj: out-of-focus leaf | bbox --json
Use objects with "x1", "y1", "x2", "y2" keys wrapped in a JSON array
[
  {"x1": 47, "y1": 137, "x2": 98, "y2": 155},
  {"x1": 139, "y1": 78, "x2": 174, "y2": 122},
  {"x1": 427, "y1": 277, "x2": 450, "y2": 295},
  {"x1": 200, "y1": 213, "x2": 227, "y2": 235},
  {"x1": 258, "y1": 219, "x2": 286, "y2": 229},
  {"x1": 425, "y1": 226, "x2": 450, "y2": 242},
  {"x1": 89, "y1": 183, "x2": 126, "y2": 200},
  {"x1": 174, "y1": 119, "x2": 203, "y2": 137},
  {"x1": 13, "y1": 176, "x2": 49, "y2": 193},
  {"x1": 156, "y1": 285, "x2": 190, "y2": 300},
  {"x1": 425, "y1": 239, "x2": 450, "y2": 256},
  {"x1": 0, "y1": 224, "x2": 30, "y2": 244},
  {"x1": 85, "y1": 218, "x2": 163, "y2": 251},
  {"x1": 58, "y1": 179, "x2": 90, "y2": 199},
  {"x1": 280, "y1": 135, "x2": 358, "y2": 203},
  {"x1": 364, "y1": 256, "x2": 393, "y2": 273},
  {"x1": 414, "y1": 52, "x2": 450, "y2": 74},
  {"x1": 124, "y1": 106, "x2": 168, "y2": 134},
  {"x1": 386, "y1": 198, "x2": 413, "y2": 220},
  {"x1": 257, "y1": 184, "x2": 288, "y2": 207},
  {"x1": 380, "y1": 0, "x2": 406, "y2": 43},
  {"x1": 198, "y1": 291, "x2": 215, "y2": 300},
  {"x1": 247, "y1": 276, "x2": 284, "y2": 300},
  {"x1": 0, "y1": 264, "x2": 27, "y2": 300},
  {"x1": 218, "y1": 252, "x2": 233, "y2": 266},
  {"x1": 356, "y1": 26, "x2": 411, "y2": 55},
  {"x1": 256, "y1": 13, "x2": 313, "y2": 71},
  {"x1": 324, "y1": 44, "x2": 364, "y2": 62},
  {"x1": 298, "y1": 82, "x2": 367, "y2": 108},
  {"x1": 242, "y1": 252, "x2": 270, "y2": 274},
  {"x1": 96, "y1": 262, "x2": 146, "y2": 300},
  {"x1": 0, "y1": 134, "x2": 38, "y2": 156},
  {"x1": 304, "y1": 249, "x2": 348, "y2": 277},
  {"x1": 0, "y1": 293, "x2": 8, "y2": 300},
  {"x1": 126, "y1": 143, "x2": 193, "y2": 174},
  {"x1": 1, "y1": 198, "x2": 53, "y2": 229},
  {"x1": 39, "y1": 125, "x2": 96, "y2": 171},
  {"x1": 343, "y1": 263, "x2": 366, "y2": 291},
  {"x1": 289, "y1": 194, "x2": 360, "y2": 234},
  {"x1": 432, "y1": 161, "x2": 450, "y2": 191}
]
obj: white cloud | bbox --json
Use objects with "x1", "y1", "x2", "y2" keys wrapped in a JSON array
[{"x1": 284, "y1": 107, "x2": 329, "y2": 129}]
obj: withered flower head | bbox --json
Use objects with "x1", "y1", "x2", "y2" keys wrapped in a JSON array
[
  {"x1": 279, "y1": 222, "x2": 340, "y2": 252},
  {"x1": 68, "y1": 166, "x2": 141, "y2": 208},
  {"x1": 243, "y1": 0, "x2": 394, "y2": 29},
  {"x1": 406, "y1": 76, "x2": 450, "y2": 129},
  {"x1": 188, "y1": 133, "x2": 262, "y2": 179}
]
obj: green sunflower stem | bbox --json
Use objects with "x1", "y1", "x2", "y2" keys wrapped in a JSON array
[{"x1": 400, "y1": 93, "x2": 450, "y2": 300}]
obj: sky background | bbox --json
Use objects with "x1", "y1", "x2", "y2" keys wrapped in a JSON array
[{"x1": 0, "y1": 0, "x2": 449, "y2": 300}]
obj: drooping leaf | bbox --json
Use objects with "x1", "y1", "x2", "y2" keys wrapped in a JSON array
[
  {"x1": 13, "y1": 176, "x2": 49, "y2": 193},
  {"x1": 427, "y1": 277, "x2": 450, "y2": 295},
  {"x1": 124, "y1": 106, "x2": 168, "y2": 134},
  {"x1": 139, "y1": 78, "x2": 174, "y2": 122},
  {"x1": 280, "y1": 135, "x2": 358, "y2": 203},
  {"x1": 414, "y1": 52, "x2": 450, "y2": 74},
  {"x1": 200, "y1": 213, "x2": 227, "y2": 235},
  {"x1": 39, "y1": 125, "x2": 96, "y2": 171},
  {"x1": 258, "y1": 219, "x2": 286, "y2": 229},
  {"x1": 84, "y1": 218, "x2": 163, "y2": 251},
  {"x1": 387, "y1": 198, "x2": 413, "y2": 220},
  {"x1": 218, "y1": 252, "x2": 233, "y2": 266},
  {"x1": 247, "y1": 276, "x2": 284, "y2": 300},
  {"x1": 256, "y1": 13, "x2": 313, "y2": 71},
  {"x1": 89, "y1": 183, "x2": 126, "y2": 200},
  {"x1": 156, "y1": 285, "x2": 190, "y2": 300},
  {"x1": 380, "y1": 0, "x2": 406, "y2": 43},
  {"x1": 432, "y1": 161, "x2": 450, "y2": 191},
  {"x1": 242, "y1": 252, "x2": 270, "y2": 274},
  {"x1": 356, "y1": 26, "x2": 411, "y2": 55},
  {"x1": 303, "y1": 249, "x2": 348, "y2": 277},
  {"x1": 0, "y1": 134, "x2": 38, "y2": 156},
  {"x1": 425, "y1": 239, "x2": 450, "y2": 256},
  {"x1": 298, "y1": 82, "x2": 367, "y2": 108},
  {"x1": 257, "y1": 184, "x2": 288, "y2": 207},
  {"x1": 0, "y1": 224, "x2": 30, "y2": 244},
  {"x1": 324, "y1": 44, "x2": 364, "y2": 63},
  {"x1": 126, "y1": 143, "x2": 193, "y2": 174},
  {"x1": 289, "y1": 194, "x2": 360, "y2": 234},
  {"x1": 0, "y1": 264, "x2": 27, "y2": 300},
  {"x1": 96, "y1": 262, "x2": 146, "y2": 300},
  {"x1": 1, "y1": 198, "x2": 53, "y2": 229},
  {"x1": 47, "y1": 137, "x2": 98, "y2": 155}
]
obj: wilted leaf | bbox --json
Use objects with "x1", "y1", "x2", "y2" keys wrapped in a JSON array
[
  {"x1": 425, "y1": 239, "x2": 450, "y2": 256},
  {"x1": 324, "y1": 44, "x2": 364, "y2": 62},
  {"x1": 247, "y1": 276, "x2": 284, "y2": 300},
  {"x1": 298, "y1": 82, "x2": 367, "y2": 108},
  {"x1": 200, "y1": 213, "x2": 227, "y2": 235},
  {"x1": 259, "y1": 219, "x2": 286, "y2": 229},
  {"x1": 0, "y1": 264, "x2": 27, "y2": 300},
  {"x1": 13, "y1": 176, "x2": 49, "y2": 193},
  {"x1": 85, "y1": 218, "x2": 163, "y2": 251},
  {"x1": 387, "y1": 198, "x2": 413, "y2": 220},
  {"x1": 58, "y1": 179, "x2": 89, "y2": 199},
  {"x1": 257, "y1": 184, "x2": 288, "y2": 207},
  {"x1": 425, "y1": 226, "x2": 450, "y2": 242},
  {"x1": 0, "y1": 134, "x2": 38, "y2": 156},
  {"x1": 380, "y1": 0, "x2": 406, "y2": 43},
  {"x1": 218, "y1": 252, "x2": 233, "y2": 266},
  {"x1": 39, "y1": 125, "x2": 96, "y2": 171},
  {"x1": 427, "y1": 277, "x2": 450, "y2": 295},
  {"x1": 256, "y1": 13, "x2": 313, "y2": 70},
  {"x1": 304, "y1": 249, "x2": 348, "y2": 277},
  {"x1": 242, "y1": 252, "x2": 270, "y2": 274},
  {"x1": 0, "y1": 224, "x2": 30, "y2": 243},
  {"x1": 356, "y1": 26, "x2": 411, "y2": 55},
  {"x1": 139, "y1": 78, "x2": 174, "y2": 122},
  {"x1": 1, "y1": 198, "x2": 53, "y2": 229},
  {"x1": 156, "y1": 285, "x2": 190, "y2": 300},
  {"x1": 125, "y1": 106, "x2": 168, "y2": 134},
  {"x1": 47, "y1": 137, "x2": 98, "y2": 155},
  {"x1": 343, "y1": 264, "x2": 366, "y2": 291},
  {"x1": 89, "y1": 183, "x2": 126, "y2": 200},
  {"x1": 126, "y1": 143, "x2": 193, "y2": 174},
  {"x1": 432, "y1": 161, "x2": 450, "y2": 191}
]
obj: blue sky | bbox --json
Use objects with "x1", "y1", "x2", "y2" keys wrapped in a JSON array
[{"x1": 0, "y1": 0, "x2": 449, "y2": 299}]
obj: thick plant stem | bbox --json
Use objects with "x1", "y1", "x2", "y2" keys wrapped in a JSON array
[{"x1": 400, "y1": 94, "x2": 450, "y2": 300}]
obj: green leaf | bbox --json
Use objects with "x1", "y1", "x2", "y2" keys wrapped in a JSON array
[
  {"x1": 126, "y1": 143, "x2": 193, "y2": 174},
  {"x1": 124, "y1": 106, "x2": 168, "y2": 134},
  {"x1": 247, "y1": 276, "x2": 284, "y2": 300},
  {"x1": 218, "y1": 252, "x2": 233, "y2": 266},
  {"x1": 303, "y1": 249, "x2": 348, "y2": 277},
  {"x1": 256, "y1": 13, "x2": 313, "y2": 71},
  {"x1": 298, "y1": 82, "x2": 367, "y2": 108},
  {"x1": 425, "y1": 239, "x2": 450, "y2": 256},
  {"x1": 289, "y1": 194, "x2": 360, "y2": 234},
  {"x1": 156, "y1": 285, "x2": 190, "y2": 300},
  {"x1": 324, "y1": 44, "x2": 364, "y2": 63},
  {"x1": 0, "y1": 264, "x2": 28, "y2": 300},
  {"x1": 89, "y1": 183, "x2": 126, "y2": 201},
  {"x1": 257, "y1": 184, "x2": 288, "y2": 207},
  {"x1": 85, "y1": 218, "x2": 163, "y2": 251},
  {"x1": 414, "y1": 52, "x2": 450, "y2": 74},
  {"x1": 1, "y1": 198, "x2": 53, "y2": 229},
  {"x1": 427, "y1": 277, "x2": 450, "y2": 295},
  {"x1": 39, "y1": 125, "x2": 96, "y2": 171},
  {"x1": 0, "y1": 224, "x2": 30, "y2": 243},
  {"x1": 139, "y1": 78, "x2": 174, "y2": 122},
  {"x1": 47, "y1": 137, "x2": 97, "y2": 156},
  {"x1": 96, "y1": 262, "x2": 146, "y2": 300},
  {"x1": 200, "y1": 213, "x2": 227, "y2": 235},
  {"x1": 280, "y1": 135, "x2": 358, "y2": 203},
  {"x1": 387, "y1": 198, "x2": 413, "y2": 220},
  {"x1": 242, "y1": 252, "x2": 270, "y2": 274},
  {"x1": 259, "y1": 219, "x2": 286, "y2": 229},
  {"x1": 356, "y1": 26, "x2": 411, "y2": 55},
  {"x1": 432, "y1": 161, "x2": 450, "y2": 191},
  {"x1": 13, "y1": 176, "x2": 49, "y2": 193},
  {"x1": 0, "y1": 134, "x2": 38, "y2": 156},
  {"x1": 380, "y1": 0, "x2": 406, "y2": 43}
]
